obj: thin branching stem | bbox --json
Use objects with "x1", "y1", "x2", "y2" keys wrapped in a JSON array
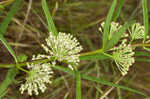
[
  {"x1": 0, "y1": 43, "x2": 149, "y2": 68},
  {"x1": 132, "y1": 43, "x2": 150, "y2": 47}
]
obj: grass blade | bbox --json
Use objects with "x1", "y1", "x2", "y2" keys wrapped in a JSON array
[
  {"x1": 42, "y1": 0, "x2": 58, "y2": 36},
  {"x1": 81, "y1": 74, "x2": 145, "y2": 96},
  {"x1": 0, "y1": 0, "x2": 21, "y2": 35},
  {"x1": 53, "y1": 65, "x2": 146, "y2": 96},
  {"x1": 80, "y1": 53, "x2": 110, "y2": 60},
  {"x1": 0, "y1": 0, "x2": 21, "y2": 97},
  {"x1": 105, "y1": 21, "x2": 134, "y2": 50},
  {"x1": 135, "y1": 51, "x2": 150, "y2": 57},
  {"x1": 0, "y1": 68, "x2": 18, "y2": 98},
  {"x1": 102, "y1": 0, "x2": 117, "y2": 49},
  {"x1": 142, "y1": 0, "x2": 149, "y2": 41},
  {"x1": 76, "y1": 71, "x2": 82, "y2": 99},
  {"x1": 0, "y1": 36, "x2": 18, "y2": 62},
  {"x1": 113, "y1": 0, "x2": 125, "y2": 21},
  {"x1": 143, "y1": 47, "x2": 150, "y2": 52},
  {"x1": 0, "y1": 0, "x2": 14, "y2": 7},
  {"x1": 136, "y1": 58, "x2": 150, "y2": 62},
  {"x1": 117, "y1": 88, "x2": 122, "y2": 99},
  {"x1": 0, "y1": 0, "x2": 21, "y2": 63}
]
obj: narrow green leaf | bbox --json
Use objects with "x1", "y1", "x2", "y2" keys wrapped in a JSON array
[
  {"x1": 64, "y1": 92, "x2": 69, "y2": 99},
  {"x1": 0, "y1": 0, "x2": 21, "y2": 63},
  {"x1": 0, "y1": 5, "x2": 4, "y2": 10},
  {"x1": 143, "y1": 47, "x2": 150, "y2": 52},
  {"x1": 42, "y1": 0, "x2": 58, "y2": 36},
  {"x1": 53, "y1": 66, "x2": 146, "y2": 96},
  {"x1": 0, "y1": 36, "x2": 18, "y2": 63},
  {"x1": 135, "y1": 51, "x2": 150, "y2": 57},
  {"x1": 113, "y1": 0, "x2": 125, "y2": 21},
  {"x1": 0, "y1": 0, "x2": 21, "y2": 35},
  {"x1": 103, "y1": 0, "x2": 117, "y2": 49},
  {"x1": 0, "y1": 0, "x2": 21, "y2": 98},
  {"x1": 0, "y1": 0, "x2": 14, "y2": 7},
  {"x1": 0, "y1": 68, "x2": 18, "y2": 98},
  {"x1": 105, "y1": 21, "x2": 134, "y2": 50},
  {"x1": 54, "y1": 65, "x2": 74, "y2": 75},
  {"x1": 117, "y1": 88, "x2": 122, "y2": 99},
  {"x1": 80, "y1": 53, "x2": 110, "y2": 60},
  {"x1": 76, "y1": 72, "x2": 82, "y2": 99},
  {"x1": 142, "y1": 0, "x2": 149, "y2": 41},
  {"x1": 0, "y1": 8, "x2": 4, "y2": 16},
  {"x1": 136, "y1": 58, "x2": 150, "y2": 62},
  {"x1": 81, "y1": 74, "x2": 145, "y2": 96}
]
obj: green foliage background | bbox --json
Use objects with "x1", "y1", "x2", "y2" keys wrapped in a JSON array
[{"x1": 0, "y1": 0, "x2": 150, "y2": 99}]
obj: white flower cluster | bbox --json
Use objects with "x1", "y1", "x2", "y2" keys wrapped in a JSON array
[
  {"x1": 42, "y1": 32, "x2": 83, "y2": 69},
  {"x1": 112, "y1": 39, "x2": 135, "y2": 75},
  {"x1": 20, "y1": 56, "x2": 53, "y2": 95},
  {"x1": 20, "y1": 32, "x2": 82, "y2": 95},
  {"x1": 129, "y1": 23, "x2": 145, "y2": 40},
  {"x1": 99, "y1": 22, "x2": 128, "y2": 39}
]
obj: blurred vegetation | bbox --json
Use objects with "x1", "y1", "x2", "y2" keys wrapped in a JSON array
[{"x1": 0, "y1": 0, "x2": 150, "y2": 99}]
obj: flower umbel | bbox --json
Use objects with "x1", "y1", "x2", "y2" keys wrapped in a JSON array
[
  {"x1": 42, "y1": 32, "x2": 83, "y2": 69},
  {"x1": 129, "y1": 23, "x2": 145, "y2": 40},
  {"x1": 19, "y1": 56, "x2": 53, "y2": 95},
  {"x1": 112, "y1": 39, "x2": 135, "y2": 75},
  {"x1": 99, "y1": 22, "x2": 128, "y2": 39}
]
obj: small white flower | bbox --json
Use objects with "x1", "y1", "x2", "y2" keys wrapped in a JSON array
[
  {"x1": 99, "y1": 22, "x2": 128, "y2": 39},
  {"x1": 42, "y1": 32, "x2": 83, "y2": 69},
  {"x1": 19, "y1": 56, "x2": 53, "y2": 95},
  {"x1": 112, "y1": 39, "x2": 135, "y2": 75},
  {"x1": 129, "y1": 23, "x2": 145, "y2": 40}
]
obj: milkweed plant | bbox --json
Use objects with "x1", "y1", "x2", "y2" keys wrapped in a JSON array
[
  {"x1": 19, "y1": 22, "x2": 147, "y2": 95},
  {"x1": 0, "y1": 0, "x2": 149, "y2": 98}
]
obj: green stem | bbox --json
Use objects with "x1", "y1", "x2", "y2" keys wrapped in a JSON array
[
  {"x1": 80, "y1": 49, "x2": 103, "y2": 56},
  {"x1": 16, "y1": 64, "x2": 29, "y2": 73},
  {"x1": 0, "y1": 42, "x2": 149, "y2": 69},
  {"x1": 0, "y1": 64, "x2": 14, "y2": 68},
  {"x1": 0, "y1": 58, "x2": 50, "y2": 68},
  {"x1": 0, "y1": 49, "x2": 104, "y2": 68},
  {"x1": 0, "y1": 49, "x2": 108, "y2": 69},
  {"x1": 102, "y1": 52, "x2": 113, "y2": 58},
  {"x1": 132, "y1": 43, "x2": 150, "y2": 47}
]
